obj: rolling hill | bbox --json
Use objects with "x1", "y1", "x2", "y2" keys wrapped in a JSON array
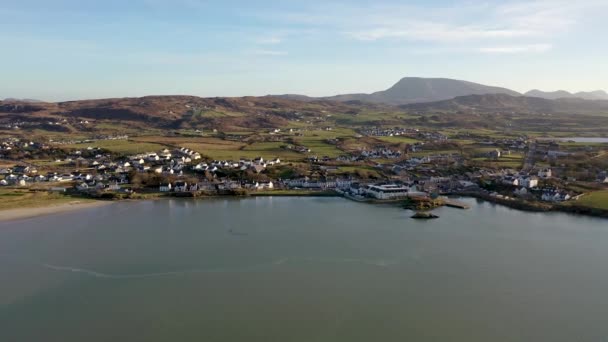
[
  {"x1": 0, "y1": 95, "x2": 382, "y2": 131},
  {"x1": 401, "y1": 93, "x2": 608, "y2": 115},
  {"x1": 275, "y1": 77, "x2": 521, "y2": 105},
  {"x1": 525, "y1": 89, "x2": 608, "y2": 101}
]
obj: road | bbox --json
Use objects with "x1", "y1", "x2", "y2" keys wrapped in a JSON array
[{"x1": 522, "y1": 141, "x2": 536, "y2": 171}]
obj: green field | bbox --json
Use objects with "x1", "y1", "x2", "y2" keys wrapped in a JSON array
[
  {"x1": 375, "y1": 136, "x2": 421, "y2": 144},
  {"x1": 576, "y1": 191, "x2": 608, "y2": 210},
  {"x1": 297, "y1": 137, "x2": 344, "y2": 157},
  {"x1": 65, "y1": 140, "x2": 168, "y2": 155},
  {"x1": 240, "y1": 142, "x2": 303, "y2": 160},
  {"x1": 0, "y1": 189, "x2": 90, "y2": 211}
]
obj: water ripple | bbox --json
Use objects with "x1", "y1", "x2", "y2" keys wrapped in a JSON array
[{"x1": 42, "y1": 257, "x2": 398, "y2": 279}]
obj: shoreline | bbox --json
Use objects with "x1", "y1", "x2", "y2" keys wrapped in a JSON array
[
  {"x1": 0, "y1": 200, "x2": 112, "y2": 222},
  {"x1": 2, "y1": 190, "x2": 606, "y2": 223},
  {"x1": 451, "y1": 191, "x2": 608, "y2": 219}
]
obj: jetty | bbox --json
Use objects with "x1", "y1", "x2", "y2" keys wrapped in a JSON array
[{"x1": 443, "y1": 199, "x2": 470, "y2": 209}]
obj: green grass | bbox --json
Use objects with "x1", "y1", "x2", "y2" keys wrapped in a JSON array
[
  {"x1": 196, "y1": 110, "x2": 247, "y2": 118},
  {"x1": 410, "y1": 149, "x2": 461, "y2": 157},
  {"x1": 187, "y1": 141, "x2": 302, "y2": 161},
  {"x1": 297, "y1": 137, "x2": 344, "y2": 157},
  {"x1": 576, "y1": 191, "x2": 608, "y2": 210},
  {"x1": 0, "y1": 189, "x2": 91, "y2": 211},
  {"x1": 375, "y1": 136, "x2": 420, "y2": 144},
  {"x1": 241, "y1": 142, "x2": 303, "y2": 160},
  {"x1": 65, "y1": 140, "x2": 168, "y2": 155}
]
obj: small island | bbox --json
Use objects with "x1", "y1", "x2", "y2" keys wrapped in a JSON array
[{"x1": 411, "y1": 211, "x2": 439, "y2": 219}]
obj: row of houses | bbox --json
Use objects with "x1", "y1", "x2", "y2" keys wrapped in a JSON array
[
  {"x1": 192, "y1": 157, "x2": 281, "y2": 174},
  {"x1": 359, "y1": 148, "x2": 403, "y2": 159},
  {"x1": 501, "y1": 174, "x2": 539, "y2": 188},
  {"x1": 284, "y1": 178, "x2": 352, "y2": 190},
  {"x1": 159, "y1": 180, "x2": 275, "y2": 193},
  {"x1": 359, "y1": 127, "x2": 419, "y2": 137}
]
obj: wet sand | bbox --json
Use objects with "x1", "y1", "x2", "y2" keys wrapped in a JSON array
[{"x1": 0, "y1": 201, "x2": 111, "y2": 222}]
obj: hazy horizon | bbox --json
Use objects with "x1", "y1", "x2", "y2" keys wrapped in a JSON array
[
  {"x1": 3, "y1": 76, "x2": 607, "y2": 103},
  {"x1": 2, "y1": 0, "x2": 607, "y2": 101}
]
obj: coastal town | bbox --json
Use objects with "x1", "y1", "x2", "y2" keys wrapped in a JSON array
[{"x1": 2, "y1": 125, "x2": 607, "y2": 217}]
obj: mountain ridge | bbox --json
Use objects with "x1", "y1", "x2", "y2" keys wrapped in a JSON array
[
  {"x1": 272, "y1": 77, "x2": 606, "y2": 106},
  {"x1": 274, "y1": 77, "x2": 521, "y2": 105},
  {"x1": 400, "y1": 93, "x2": 608, "y2": 115},
  {"x1": 525, "y1": 89, "x2": 608, "y2": 101}
]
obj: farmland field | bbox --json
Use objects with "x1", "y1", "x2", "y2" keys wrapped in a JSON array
[
  {"x1": 64, "y1": 140, "x2": 168, "y2": 154},
  {"x1": 576, "y1": 191, "x2": 608, "y2": 210}
]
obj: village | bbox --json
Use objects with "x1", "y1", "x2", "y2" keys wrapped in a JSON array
[{"x1": 2, "y1": 128, "x2": 607, "y2": 215}]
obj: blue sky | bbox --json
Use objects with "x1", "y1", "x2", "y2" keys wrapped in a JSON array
[{"x1": 1, "y1": 0, "x2": 607, "y2": 101}]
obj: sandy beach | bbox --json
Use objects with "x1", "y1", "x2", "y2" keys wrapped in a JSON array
[{"x1": 0, "y1": 201, "x2": 112, "y2": 222}]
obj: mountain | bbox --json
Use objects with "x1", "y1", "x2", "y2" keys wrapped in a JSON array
[
  {"x1": 401, "y1": 93, "x2": 608, "y2": 115},
  {"x1": 0, "y1": 95, "x2": 383, "y2": 131},
  {"x1": 274, "y1": 77, "x2": 521, "y2": 105},
  {"x1": 525, "y1": 89, "x2": 608, "y2": 101},
  {"x1": 336, "y1": 77, "x2": 521, "y2": 105},
  {"x1": 574, "y1": 90, "x2": 608, "y2": 100},
  {"x1": 524, "y1": 90, "x2": 574, "y2": 100},
  {"x1": 3, "y1": 98, "x2": 44, "y2": 103}
]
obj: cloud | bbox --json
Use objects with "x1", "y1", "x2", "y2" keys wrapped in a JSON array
[
  {"x1": 251, "y1": 0, "x2": 608, "y2": 50},
  {"x1": 256, "y1": 36, "x2": 283, "y2": 45},
  {"x1": 347, "y1": 25, "x2": 535, "y2": 43},
  {"x1": 478, "y1": 44, "x2": 553, "y2": 54},
  {"x1": 250, "y1": 49, "x2": 288, "y2": 56}
]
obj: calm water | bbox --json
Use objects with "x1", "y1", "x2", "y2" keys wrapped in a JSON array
[{"x1": 1, "y1": 197, "x2": 608, "y2": 342}]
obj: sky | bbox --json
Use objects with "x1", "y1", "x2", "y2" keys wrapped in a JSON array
[{"x1": 1, "y1": 0, "x2": 607, "y2": 101}]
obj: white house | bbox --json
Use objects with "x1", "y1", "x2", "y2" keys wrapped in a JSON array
[
  {"x1": 538, "y1": 168, "x2": 553, "y2": 179},
  {"x1": 159, "y1": 183, "x2": 172, "y2": 192},
  {"x1": 488, "y1": 149, "x2": 502, "y2": 159},
  {"x1": 174, "y1": 181, "x2": 189, "y2": 192},
  {"x1": 541, "y1": 190, "x2": 571, "y2": 202},
  {"x1": 502, "y1": 176, "x2": 519, "y2": 186},
  {"x1": 255, "y1": 181, "x2": 274, "y2": 190},
  {"x1": 76, "y1": 182, "x2": 89, "y2": 191},
  {"x1": 107, "y1": 183, "x2": 121, "y2": 191},
  {"x1": 514, "y1": 187, "x2": 528, "y2": 196},
  {"x1": 518, "y1": 176, "x2": 539, "y2": 188}
]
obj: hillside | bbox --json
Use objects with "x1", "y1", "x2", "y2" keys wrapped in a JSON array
[
  {"x1": 401, "y1": 93, "x2": 608, "y2": 115},
  {"x1": 525, "y1": 89, "x2": 608, "y2": 101},
  {"x1": 275, "y1": 77, "x2": 520, "y2": 105},
  {"x1": 337, "y1": 77, "x2": 520, "y2": 105},
  {"x1": 0, "y1": 95, "x2": 382, "y2": 131}
]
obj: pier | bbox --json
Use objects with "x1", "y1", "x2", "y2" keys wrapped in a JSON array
[{"x1": 443, "y1": 199, "x2": 471, "y2": 209}]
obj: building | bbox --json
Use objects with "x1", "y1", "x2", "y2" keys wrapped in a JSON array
[
  {"x1": 541, "y1": 190, "x2": 571, "y2": 202},
  {"x1": 364, "y1": 184, "x2": 414, "y2": 200},
  {"x1": 488, "y1": 149, "x2": 502, "y2": 159},
  {"x1": 255, "y1": 181, "x2": 274, "y2": 190},
  {"x1": 174, "y1": 181, "x2": 189, "y2": 192},
  {"x1": 538, "y1": 168, "x2": 553, "y2": 179},
  {"x1": 502, "y1": 176, "x2": 519, "y2": 186},
  {"x1": 518, "y1": 176, "x2": 539, "y2": 188}
]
